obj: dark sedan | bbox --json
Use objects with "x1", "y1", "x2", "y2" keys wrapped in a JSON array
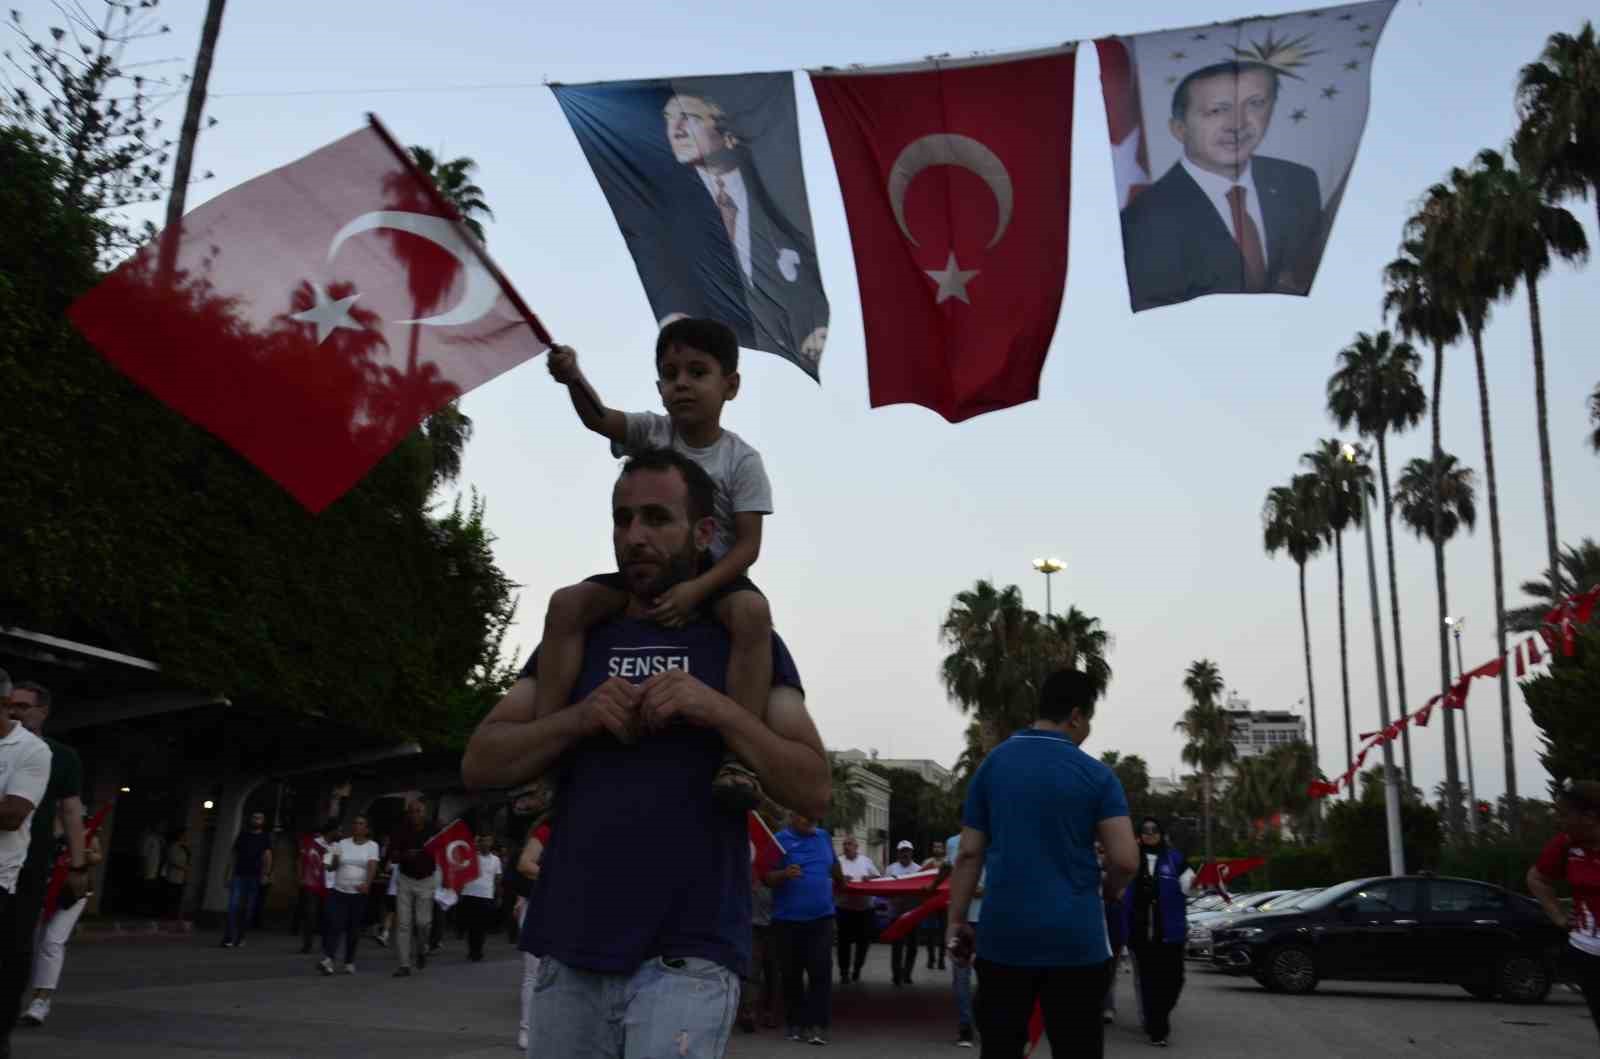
[{"x1": 1210, "y1": 875, "x2": 1566, "y2": 1003}]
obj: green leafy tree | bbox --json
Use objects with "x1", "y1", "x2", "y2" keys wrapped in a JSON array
[
  {"x1": 1327, "y1": 330, "x2": 1426, "y2": 781},
  {"x1": 1301, "y1": 438, "x2": 1370, "y2": 798},
  {"x1": 1394, "y1": 451, "x2": 1476, "y2": 835},
  {"x1": 1325, "y1": 793, "x2": 1443, "y2": 877},
  {"x1": 1472, "y1": 148, "x2": 1588, "y2": 601},
  {"x1": 826, "y1": 753, "x2": 869, "y2": 837},
  {"x1": 1100, "y1": 751, "x2": 1151, "y2": 805},
  {"x1": 1522, "y1": 628, "x2": 1600, "y2": 796},
  {"x1": 1174, "y1": 659, "x2": 1233, "y2": 864},
  {"x1": 1509, "y1": 538, "x2": 1600, "y2": 632},
  {"x1": 1263, "y1": 473, "x2": 1327, "y2": 784},
  {"x1": 1515, "y1": 21, "x2": 1600, "y2": 235}
]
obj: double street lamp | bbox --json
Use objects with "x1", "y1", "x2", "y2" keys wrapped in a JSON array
[
  {"x1": 1343, "y1": 444, "x2": 1406, "y2": 876},
  {"x1": 1443, "y1": 615, "x2": 1480, "y2": 834},
  {"x1": 1032, "y1": 557, "x2": 1064, "y2": 617}
]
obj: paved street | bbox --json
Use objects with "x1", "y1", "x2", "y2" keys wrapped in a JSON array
[{"x1": 13, "y1": 932, "x2": 1596, "y2": 1057}]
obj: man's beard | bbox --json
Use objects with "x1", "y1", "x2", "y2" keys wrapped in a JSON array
[{"x1": 627, "y1": 544, "x2": 701, "y2": 603}]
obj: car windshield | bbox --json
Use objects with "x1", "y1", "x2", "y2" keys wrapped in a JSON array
[
  {"x1": 1256, "y1": 888, "x2": 1320, "y2": 912},
  {"x1": 1189, "y1": 895, "x2": 1226, "y2": 911},
  {"x1": 1299, "y1": 878, "x2": 1379, "y2": 911}
]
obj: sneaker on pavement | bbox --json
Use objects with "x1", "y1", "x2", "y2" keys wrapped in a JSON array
[
  {"x1": 808, "y1": 1028, "x2": 828, "y2": 1045},
  {"x1": 785, "y1": 1026, "x2": 803, "y2": 1041},
  {"x1": 318, "y1": 957, "x2": 335, "y2": 976},
  {"x1": 344, "y1": 963, "x2": 356, "y2": 975},
  {"x1": 375, "y1": 932, "x2": 388, "y2": 948},
  {"x1": 220, "y1": 940, "x2": 235, "y2": 948},
  {"x1": 956, "y1": 1024, "x2": 974, "y2": 1047},
  {"x1": 1103, "y1": 1009, "x2": 1115, "y2": 1024},
  {"x1": 517, "y1": 1030, "x2": 528, "y2": 1051},
  {"x1": 19, "y1": 998, "x2": 47, "y2": 1027},
  {"x1": 393, "y1": 966, "x2": 412, "y2": 978}
]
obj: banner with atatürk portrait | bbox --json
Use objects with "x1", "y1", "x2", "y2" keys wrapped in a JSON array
[
  {"x1": 553, "y1": 73, "x2": 830, "y2": 380},
  {"x1": 1097, "y1": 0, "x2": 1396, "y2": 313}
]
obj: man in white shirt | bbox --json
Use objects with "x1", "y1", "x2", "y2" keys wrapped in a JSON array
[
  {"x1": 0, "y1": 667, "x2": 52, "y2": 1054},
  {"x1": 883, "y1": 841, "x2": 925, "y2": 986},
  {"x1": 460, "y1": 831, "x2": 502, "y2": 962},
  {"x1": 320, "y1": 815, "x2": 381, "y2": 975},
  {"x1": 834, "y1": 835, "x2": 878, "y2": 984}
]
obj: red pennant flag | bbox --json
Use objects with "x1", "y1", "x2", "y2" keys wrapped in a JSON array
[
  {"x1": 1575, "y1": 586, "x2": 1600, "y2": 626},
  {"x1": 748, "y1": 811, "x2": 784, "y2": 879},
  {"x1": 1444, "y1": 679, "x2": 1471, "y2": 709},
  {"x1": 68, "y1": 118, "x2": 549, "y2": 512},
  {"x1": 810, "y1": 47, "x2": 1076, "y2": 423},
  {"x1": 1515, "y1": 641, "x2": 1527, "y2": 678},
  {"x1": 1470, "y1": 657, "x2": 1504, "y2": 679},
  {"x1": 1194, "y1": 856, "x2": 1266, "y2": 891},
  {"x1": 424, "y1": 819, "x2": 480, "y2": 892},
  {"x1": 1528, "y1": 636, "x2": 1543, "y2": 664}
]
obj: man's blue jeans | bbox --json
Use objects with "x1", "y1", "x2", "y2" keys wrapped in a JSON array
[
  {"x1": 223, "y1": 877, "x2": 261, "y2": 944},
  {"x1": 530, "y1": 955, "x2": 739, "y2": 1059},
  {"x1": 953, "y1": 958, "x2": 975, "y2": 1028}
]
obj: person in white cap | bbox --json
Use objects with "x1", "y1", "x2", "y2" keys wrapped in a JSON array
[{"x1": 883, "y1": 841, "x2": 924, "y2": 986}]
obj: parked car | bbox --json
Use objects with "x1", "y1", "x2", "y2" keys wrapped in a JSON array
[
  {"x1": 1210, "y1": 875, "x2": 1565, "y2": 1002},
  {"x1": 1206, "y1": 889, "x2": 1323, "y2": 966},
  {"x1": 1184, "y1": 891, "x2": 1287, "y2": 958}
]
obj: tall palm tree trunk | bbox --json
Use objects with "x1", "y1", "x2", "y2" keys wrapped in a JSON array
[
  {"x1": 1525, "y1": 272, "x2": 1562, "y2": 601},
  {"x1": 1334, "y1": 534, "x2": 1355, "y2": 800},
  {"x1": 1376, "y1": 433, "x2": 1412, "y2": 784},
  {"x1": 1469, "y1": 326, "x2": 1518, "y2": 833},
  {"x1": 1430, "y1": 342, "x2": 1465, "y2": 838},
  {"x1": 1298, "y1": 560, "x2": 1322, "y2": 836}
]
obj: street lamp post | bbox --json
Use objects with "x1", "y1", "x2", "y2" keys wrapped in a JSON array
[
  {"x1": 1032, "y1": 557, "x2": 1064, "y2": 617},
  {"x1": 1344, "y1": 444, "x2": 1406, "y2": 876},
  {"x1": 1444, "y1": 616, "x2": 1480, "y2": 835}
]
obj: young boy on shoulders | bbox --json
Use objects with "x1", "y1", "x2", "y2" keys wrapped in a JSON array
[{"x1": 538, "y1": 317, "x2": 774, "y2": 810}]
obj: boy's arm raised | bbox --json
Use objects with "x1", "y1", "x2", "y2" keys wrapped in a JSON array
[{"x1": 548, "y1": 345, "x2": 626, "y2": 444}]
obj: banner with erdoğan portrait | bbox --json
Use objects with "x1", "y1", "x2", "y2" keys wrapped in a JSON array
[
  {"x1": 552, "y1": 74, "x2": 830, "y2": 380},
  {"x1": 1097, "y1": 0, "x2": 1396, "y2": 313}
]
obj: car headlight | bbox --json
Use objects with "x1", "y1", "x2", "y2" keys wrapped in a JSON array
[{"x1": 1236, "y1": 927, "x2": 1266, "y2": 938}]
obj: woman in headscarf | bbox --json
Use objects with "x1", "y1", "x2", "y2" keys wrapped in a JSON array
[{"x1": 1121, "y1": 817, "x2": 1193, "y2": 1047}]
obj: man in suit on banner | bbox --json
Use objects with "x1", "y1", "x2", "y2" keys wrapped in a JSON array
[{"x1": 1120, "y1": 60, "x2": 1322, "y2": 312}]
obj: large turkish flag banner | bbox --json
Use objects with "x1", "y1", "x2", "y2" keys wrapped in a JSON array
[
  {"x1": 425, "y1": 819, "x2": 480, "y2": 892},
  {"x1": 68, "y1": 119, "x2": 547, "y2": 512},
  {"x1": 810, "y1": 47, "x2": 1075, "y2": 423}
]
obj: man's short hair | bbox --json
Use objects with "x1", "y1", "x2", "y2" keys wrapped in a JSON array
[
  {"x1": 1560, "y1": 780, "x2": 1600, "y2": 815},
  {"x1": 620, "y1": 448, "x2": 717, "y2": 526},
  {"x1": 0, "y1": 668, "x2": 10, "y2": 699},
  {"x1": 1038, "y1": 668, "x2": 1099, "y2": 723},
  {"x1": 656, "y1": 317, "x2": 739, "y2": 375},
  {"x1": 1170, "y1": 60, "x2": 1281, "y2": 122},
  {"x1": 13, "y1": 681, "x2": 51, "y2": 710}
]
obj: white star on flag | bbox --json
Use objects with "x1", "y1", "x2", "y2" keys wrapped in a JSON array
[
  {"x1": 290, "y1": 284, "x2": 362, "y2": 344},
  {"x1": 925, "y1": 252, "x2": 978, "y2": 304}
]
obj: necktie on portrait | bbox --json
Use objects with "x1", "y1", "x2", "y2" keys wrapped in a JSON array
[
  {"x1": 1226, "y1": 185, "x2": 1267, "y2": 292},
  {"x1": 714, "y1": 175, "x2": 739, "y2": 249}
]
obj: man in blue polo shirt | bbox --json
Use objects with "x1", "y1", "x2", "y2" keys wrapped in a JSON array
[
  {"x1": 463, "y1": 448, "x2": 831, "y2": 1059},
  {"x1": 767, "y1": 810, "x2": 842, "y2": 1045},
  {"x1": 945, "y1": 669, "x2": 1138, "y2": 1059}
]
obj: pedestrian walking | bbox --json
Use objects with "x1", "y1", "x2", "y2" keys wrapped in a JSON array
[
  {"x1": 139, "y1": 823, "x2": 164, "y2": 917},
  {"x1": 946, "y1": 668, "x2": 1138, "y2": 1059},
  {"x1": 294, "y1": 821, "x2": 336, "y2": 954},
  {"x1": 921, "y1": 839, "x2": 949, "y2": 972},
  {"x1": 834, "y1": 833, "x2": 879, "y2": 984},
  {"x1": 385, "y1": 799, "x2": 438, "y2": 977},
  {"x1": 1122, "y1": 817, "x2": 1194, "y2": 1047},
  {"x1": 883, "y1": 841, "x2": 924, "y2": 986},
  {"x1": 0, "y1": 669, "x2": 53, "y2": 1058},
  {"x1": 220, "y1": 811, "x2": 273, "y2": 948},
  {"x1": 19, "y1": 823, "x2": 101, "y2": 1027},
  {"x1": 461, "y1": 832, "x2": 502, "y2": 962},
  {"x1": 1527, "y1": 779, "x2": 1600, "y2": 1044},
  {"x1": 320, "y1": 814, "x2": 380, "y2": 975},
  {"x1": 767, "y1": 811, "x2": 841, "y2": 1046}
]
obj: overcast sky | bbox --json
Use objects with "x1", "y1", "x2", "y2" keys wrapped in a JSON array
[{"x1": 106, "y1": 0, "x2": 1599, "y2": 802}]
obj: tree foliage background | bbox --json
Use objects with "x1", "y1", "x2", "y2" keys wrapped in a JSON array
[{"x1": 0, "y1": 122, "x2": 519, "y2": 748}]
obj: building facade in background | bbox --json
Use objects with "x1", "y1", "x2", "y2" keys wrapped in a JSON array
[{"x1": 1223, "y1": 693, "x2": 1307, "y2": 760}]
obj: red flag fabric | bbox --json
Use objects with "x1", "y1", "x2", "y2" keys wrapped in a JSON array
[
  {"x1": 1193, "y1": 857, "x2": 1266, "y2": 891},
  {"x1": 1094, "y1": 39, "x2": 1152, "y2": 209},
  {"x1": 748, "y1": 811, "x2": 784, "y2": 878},
  {"x1": 1515, "y1": 641, "x2": 1527, "y2": 678},
  {"x1": 424, "y1": 820, "x2": 480, "y2": 892},
  {"x1": 1025, "y1": 1001, "x2": 1045, "y2": 1056},
  {"x1": 1575, "y1": 586, "x2": 1600, "y2": 626},
  {"x1": 43, "y1": 803, "x2": 114, "y2": 922},
  {"x1": 1470, "y1": 657, "x2": 1504, "y2": 679},
  {"x1": 1528, "y1": 636, "x2": 1543, "y2": 665},
  {"x1": 879, "y1": 890, "x2": 950, "y2": 944},
  {"x1": 68, "y1": 120, "x2": 548, "y2": 512},
  {"x1": 840, "y1": 868, "x2": 942, "y2": 895},
  {"x1": 298, "y1": 834, "x2": 328, "y2": 894},
  {"x1": 810, "y1": 47, "x2": 1076, "y2": 423}
]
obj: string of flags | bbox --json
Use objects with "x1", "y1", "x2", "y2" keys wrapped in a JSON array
[{"x1": 1307, "y1": 583, "x2": 1600, "y2": 801}]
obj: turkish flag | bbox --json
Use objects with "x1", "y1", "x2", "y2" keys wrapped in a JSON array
[
  {"x1": 748, "y1": 811, "x2": 784, "y2": 878},
  {"x1": 425, "y1": 819, "x2": 480, "y2": 892},
  {"x1": 298, "y1": 835, "x2": 328, "y2": 894},
  {"x1": 68, "y1": 117, "x2": 548, "y2": 512},
  {"x1": 811, "y1": 47, "x2": 1076, "y2": 423},
  {"x1": 1193, "y1": 857, "x2": 1266, "y2": 892}
]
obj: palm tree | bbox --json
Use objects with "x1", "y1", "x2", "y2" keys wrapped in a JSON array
[
  {"x1": 1040, "y1": 607, "x2": 1113, "y2": 702},
  {"x1": 408, "y1": 147, "x2": 495, "y2": 242},
  {"x1": 1175, "y1": 659, "x2": 1233, "y2": 863},
  {"x1": 1301, "y1": 438, "x2": 1368, "y2": 800},
  {"x1": 1515, "y1": 21, "x2": 1600, "y2": 235},
  {"x1": 1474, "y1": 148, "x2": 1589, "y2": 600},
  {"x1": 1415, "y1": 164, "x2": 1521, "y2": 828},
  {"x1": 1262, "y1": 473, "x2": 1325, "y2": 783},
  {"x1": 1394, "y1": 451, "x2": 1477, "y2": 836},
  {"x1": 1327, "y1": 330, "x2": 1427, "y2": 783},
  {"x1": 1590, "y1": 383, "x2": 1600, "y2": 453},
  {"x1": 1509, "y1": 538, "x2": 1600, "y2": 631}
]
